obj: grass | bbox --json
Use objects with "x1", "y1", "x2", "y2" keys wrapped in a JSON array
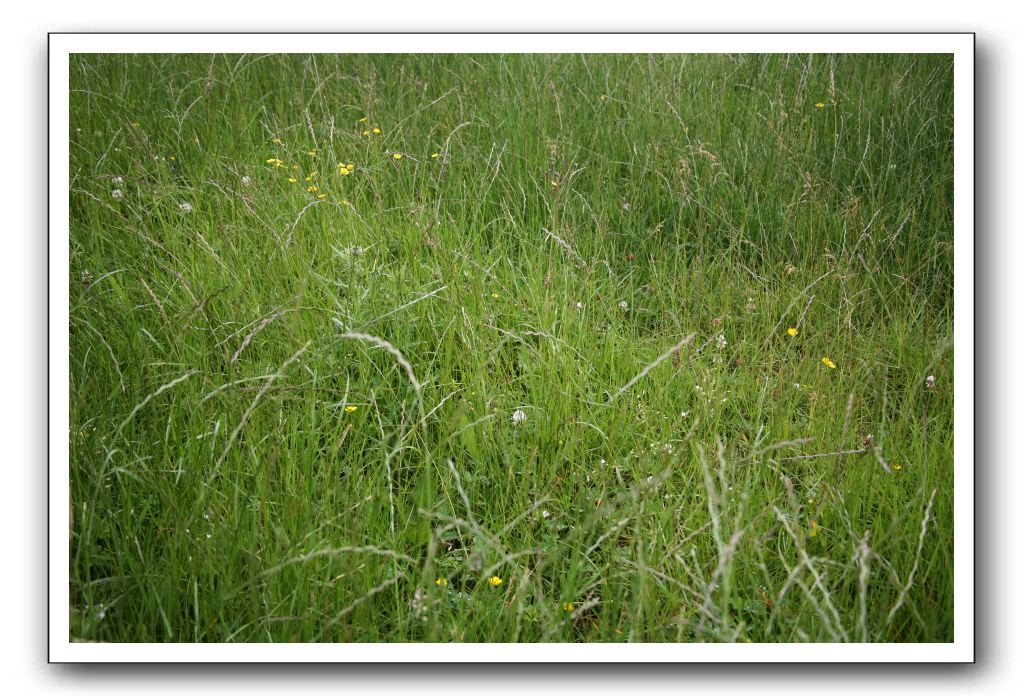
[{"x1": 68, "y1": 52, "x2": 954, "y2": 643}]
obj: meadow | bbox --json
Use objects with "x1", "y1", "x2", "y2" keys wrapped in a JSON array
[{"x1": 68, "y1": 52, "x2": 955, "y2": 643}]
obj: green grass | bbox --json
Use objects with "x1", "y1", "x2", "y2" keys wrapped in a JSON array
[{"x1": 69, "y1": 53, "x2": 954, "y2": 643}]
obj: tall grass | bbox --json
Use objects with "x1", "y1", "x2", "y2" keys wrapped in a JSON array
[{"x1": 69, "y1": 53, "x2": 954, "y2": 642}]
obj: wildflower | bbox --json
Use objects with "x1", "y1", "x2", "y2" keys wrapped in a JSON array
[
  {"x1": 619, "y1": 300, "x2": 629, "y2": 310},
  {"x1": 344, "y1": 405, "x2": 358, "y2": 413},
  {"x1": 392, "y1": 153, "x2": 402, "y2": 160},
  {"x1": 266, "y1": 158, "x2": 284, "y2": 167},
  {"x1": 241, "y1": 175, "x2": 252, "y2": 187},
  {"x1": 373, "y1": 127, "x2": 382, "y2": 134},
  {"x1": 362, "y1": 130, "x2": 371, "y2": 137},
  {"x1": 541, "y1": 510, "x2": 550, "y2": 519},
  {"x1": 306, "y1": 185, "x2": 318, "y2": 193},
  {"x1": 815, "y1": 102, "x2": 826, "y2": 109},
  {"x1": 716, "y1": 333, "x2": 728, "y2": 349},
  {"x1": 794, "y1": 383, "x2": 801, "y2": 390},
  {"x1": 317, "y1": 194, "x2": 326, "y2": 199},
  {"x1": 564, "y1": 602, "x2": 575, "y2": 611},
  {"x1": 808, "y1": 520, "x2": 819, "y2": 538},
  {"x1": 551, "y1": 180, "x2": 559, "y2": 188},
  {"x1": 431, "y1": 153, "x2": 439, "y2": 158},
  {"x1": 821, "y1": 357, "x2": 837, "y2": 369},
  {"x1": 576, "y1": 301, "x2": 583, "y2": 310},
  {"x1": 512, "y1": 409, "x2": 527, "y2": 425},
  {"x1": 346, "y1": 163, "x2": 355, "y2": 170},
  {"x1": 599, "y1": 94, "x2": 607, "y2": 102},
  {"x1": 112, "y1": 176, "x2": 123, "y2": 184},
  {"x1": 179, "y1": 202, "x2": 192, "y2": 213},
  {"x1": 307, "y1": 150, "x2": 317, "y2": 156},
  {"x1": 288, "y1": 177, "x2": 298, "y2": 183},
  {"x1": 893, "y1": 464, "x2": 903, "y2": 471},
  {"x1": 271, "y1": 138, "x2": 283, "y2": 144},
  {"x1": 746, "y1": 297, "x2": 756, "y2": 312},
  {"x1": 491, "y1": 292, "x2": 499, "y2": 299},
  {"x1": 169, "y1": 155, "x2": 177, "y2": 161},
  {"x1": 435, "y1": 578, "x2": 448, "y2": 586},
  {"x1": 787, "y1": 327, "x2": 798, "y2": 337},
  {"x1": 358, "y1": 117, "x2": 368, "y2": 123},
  {"x1": 488, "y1": 576, "x2": 503, "y2": 587},
  {"x1": 111, "y1": 189, "x2": 124, "y2": 200},
  {"x1": 925, "y1": 374, "x2": 936, "y2": 390}
]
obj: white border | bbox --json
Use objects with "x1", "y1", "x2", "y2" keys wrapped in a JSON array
[{"x1": 49, "y1": 32, "x2": 974, "y2": 663}]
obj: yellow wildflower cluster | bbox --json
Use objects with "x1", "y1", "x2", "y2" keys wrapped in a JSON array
[
  {"x1": 338, "y1": 162, "x2": 355, "y2": 176},
  {"x1": 266, "y1": 158, "x2": 284, "y2": 167}
]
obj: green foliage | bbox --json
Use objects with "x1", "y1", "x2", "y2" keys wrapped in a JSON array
[{"x1": 69, "y1": 53, "x2": 954, "y2": 642}]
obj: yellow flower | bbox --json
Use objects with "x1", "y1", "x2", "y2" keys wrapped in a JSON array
[
  {"x1": 435, "y1": 578, "x2": 448, "y2": 586},
  {"x1": 317, "y1": 194, "x2": 326, "y2": 199},
  {"x1": 487, "y1": 576, "x2": 503, "y2": 587},
  {"x1": 306, "y1": 185, "x2": 318, "y2": 192},
  {"x1": 787, "y1": 327, "x2": 798, "y2": 337},
  {"x1": 373, "y1": 127, "x2": 382, "y2": 134},
  {"x1": 305, "y1": 176, "x2": 313, "y2": 182},
  {"x1": 431, "y1": 153, "x2": 439, "y2": 159},
  {"x1": 563, "y1": 602, "x2": 575, "y2": 612},
  {"x1": 392, "y1": 153, "x2": 402, "y2": 160},
  {"x1": 287, "y1": 177, "x2": 297, "y2": 183},
  {"x1": 893, "y1": 464, "x2": 903, "y2": 471},
  {"x1": 307, "y1": 150, "x2": 317, "y2": 157},
  {"x1": 169, "y1": 155, "x2": 176, "y2": 161},
  {"x1": 822, "y1": 357, "x2": 837, "y2": 369},
  {"x1": 599, "y1": 95, "x2": 607, "y2": 102},
  {"x1": 344, "y1": 405, "x2": 358, "y2": 413},
  {"x1": 815, "y1": 102, "x2": 826, "y2": 109},
  {"x1": 266, "y1": 158, "x2": 284, "y2": 167},
  {"x1": 551, "y1": 181, "x2": 559, "y2": 188},
  {"x1": 131, "y1": 121, "x2": 140, "y2": 128},
  {"x1": 271, "y1": 138, "x2": 283, "y2": 144},
  {"x1": 362, "y1": 129, "x2": 371, "y2": 136},
  {"x1": 809, "y1": 520, "x2": 819, "y2": 538},
  {"x1": 346, "y1": 163, "x2": 355, "y2": 170},
  {"x1": 358, "y1": 117, "x2": 368, "y2": 123},
  {"x1": 490, "y1": 293, "x2": 499, "y2": 299}
]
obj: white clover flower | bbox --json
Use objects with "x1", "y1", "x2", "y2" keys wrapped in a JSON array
[
  {"x1": 111, "y1": 189, "x2": 124, "y2": 200},
  {"x1": 179, "y1": 202, "x2": 193, "y2": 213},
  {"x1": 541, "y1": 510, "x2": 551, "y2": 519},
  {"x1": 716, "y1": 333, "x2": 728, "y2": 349},
  {"x1": 241, "y1": 175, "x2": 252, "y2": 187},
  {"x1": 512, "y1": 409, "x2": 527, "y2": 424},
  {"x1": 619, "y1": 300, "x2": 628, "y2": 310},
  {"x1": 113, "y1": 176, "x2": 123, "y2": 184}
]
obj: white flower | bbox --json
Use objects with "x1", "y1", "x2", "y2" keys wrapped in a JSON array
[
  {"x1": 716, "y1": 333, "x2": 728, "y2": 349},
  {"x1": 112, "y1": 176, "x2": 123, "y2": 184},
  {"x1": 179, "y1": 202, "x2": 193, "y2": 213},
  {"x1": 619, "y1": 300, "x2": 628, "y2": 310},
  {"x1": 794, "y1": 383, "x2": 801, "y2": 390},
  {"x1": 541, "y1": 510, "x2": 550, "y2": 519},
  {"x1": 925, "y1": 374, "x2": 936, "y2": 390},
  {"x1": 111, "y1": 189, "x2": 124, "y2": 200},
  {"x1": 576, "y1": 301, "x2": 583, "y2": 310},
  {"x1": 241, "y1": 175, "x2": 252, "y2": 187},
  {"x1": 680, "y1": 411, "x2": 688, "y2": 418},
  {"x1": 512, "y1": 409, "x2": 527, "y2": 424}
]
